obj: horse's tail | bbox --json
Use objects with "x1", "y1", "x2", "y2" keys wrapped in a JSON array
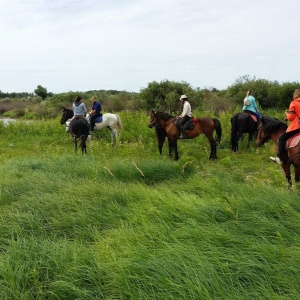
[
  {"x1": 212, "y1": 118, "x2": 222, "y2": 145},
  {"x1": 230, "y1": 113, "x2": 238, "y2": 150},
  {"x1": 115, "y1": 114, "x2": 123, "y2": 131}
]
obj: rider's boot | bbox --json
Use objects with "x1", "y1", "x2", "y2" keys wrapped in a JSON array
[{"x1": 179, "y1": 126, "x2": 187, "y2": 139}]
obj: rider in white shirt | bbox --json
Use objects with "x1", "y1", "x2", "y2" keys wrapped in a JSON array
[{"x1": 177, "y1": 95, "x2": 192, "y2": 139}]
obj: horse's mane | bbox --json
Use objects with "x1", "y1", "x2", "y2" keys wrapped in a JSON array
[
  {"x1": 156, "y1": 112, "x2": 175, "y2": 120},
  {"x1": 262, "y1": 116, "x2": 287, "y2": 135}
]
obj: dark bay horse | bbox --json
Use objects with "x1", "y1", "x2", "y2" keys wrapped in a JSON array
[
  {"x1": 231, "y1": 112, "x2": 258, "y2": 152},
  {"x1": 148, "y1": 111, "x2": 222, "y2": 160},
  {"x1": 60, "y1": 108, "x2": 89, "y2": 154},
  {"x1": 256, "y1": 116, "x2": 300, "y2": 187},
  {"x1": 153, "y1": 123, "x2": 172, "y2": 156}
]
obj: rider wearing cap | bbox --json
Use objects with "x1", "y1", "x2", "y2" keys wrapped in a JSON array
[{"x1": 177, "y1": 95, "x2": 192, "y2": 139}]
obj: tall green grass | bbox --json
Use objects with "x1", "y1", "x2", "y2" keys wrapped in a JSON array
[{"x1": 0, "y1": 112, "x2": 299, "y2": 299}]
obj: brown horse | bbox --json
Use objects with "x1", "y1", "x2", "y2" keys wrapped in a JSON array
[
  {"x1": 256, "y1": 116, "x2": 300, "y2": 187},
  {"x1": 148, "y1": 111, "x2": 222, "y2": 160}
]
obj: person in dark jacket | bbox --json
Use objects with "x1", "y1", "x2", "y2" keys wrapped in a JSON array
[{"x1": 89, "y1": 96, "x2": 102, "y2": 131}]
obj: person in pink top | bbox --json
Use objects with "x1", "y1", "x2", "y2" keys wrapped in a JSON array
[{"x1": 270, "y1": 89, "x2": 300, "y2": 164}]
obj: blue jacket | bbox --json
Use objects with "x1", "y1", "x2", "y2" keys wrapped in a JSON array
[
  {"x1": 92, "y1": 101, "x2": 102, "y2": 113},
  {"x1": 242, "y1": 95, "x2": 258, "y2": 113}
]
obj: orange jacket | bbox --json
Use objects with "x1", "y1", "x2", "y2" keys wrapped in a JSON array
[{"x1": 285, "y1": 97, "x2": 300, "y2": 132}]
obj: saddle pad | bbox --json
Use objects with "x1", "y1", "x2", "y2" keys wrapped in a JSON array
[
  {"x1": 287, "y1": 133, "x2": 300, "y2": 148},
  {"x1": 95, "y1": 116, "x2": 103, "y2": 123},
  {"x1": 243, "y1": 111, "x2": 258, "y2": 122},
  {"x1": 249, "y1": 114, "x2": 258, "y2": 122}
]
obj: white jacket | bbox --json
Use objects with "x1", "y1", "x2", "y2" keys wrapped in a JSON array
[{"x1": 180, "y1": 101, "x2": 192, "y2": 117}]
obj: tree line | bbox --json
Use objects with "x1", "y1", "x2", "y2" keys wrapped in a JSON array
[{"x1": 1, "y1": 75, "x2": 299, "y2": 119}]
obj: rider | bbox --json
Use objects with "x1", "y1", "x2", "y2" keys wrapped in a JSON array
[
  {"x1": 89, "y1": 96, "x2": 102, "y2": 131},
  {"x1": 270, "y1": 89, "x2": 300, "y2": 164},
  {"x1": 242, "y1": 90, "x2": 262, "y2": 121},
  {"x1": 72, "y1": 96, "x2": 87, "y2": 117},
  {"x1": 177, "y1": 95, "x2": 192, "y2": 139}
]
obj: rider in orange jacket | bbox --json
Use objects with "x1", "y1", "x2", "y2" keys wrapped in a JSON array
[{"x1": 270, "y1": 89, "x2": 300, "y2": 164}]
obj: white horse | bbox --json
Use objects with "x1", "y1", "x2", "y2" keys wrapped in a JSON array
[
  {"x1": 60, "y1": 108, "x2": 123, "y2": 144},
  {"x1": 86, "y1": 113, "x2": 123, "y2": 143}
]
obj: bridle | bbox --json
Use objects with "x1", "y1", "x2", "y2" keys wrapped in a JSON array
[{"x1": 148, "y1": 112, "x2": 175, "y2": 128}]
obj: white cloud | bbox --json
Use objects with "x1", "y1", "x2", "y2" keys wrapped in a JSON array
[{"x1": 0, "y1": 0, "x2": 299, "y2": 93}]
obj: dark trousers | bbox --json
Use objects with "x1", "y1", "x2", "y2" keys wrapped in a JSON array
[
  {"x1": 278, "y1": 128, "x2": 300, "y2": 158},
  {"x1": 90, "y1": 112, "x2": 101, "y2": 130},
  {"x1": 177, "y1": 115, "x2": 191, "y2": 128}
]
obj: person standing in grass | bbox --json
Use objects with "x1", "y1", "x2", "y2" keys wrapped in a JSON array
[
  {"x1": 89, "y1": 96, "x2": 102, "y2": 131},
  {"x1": 270, "y1": 89, "x2": 300, "y2": 164}
]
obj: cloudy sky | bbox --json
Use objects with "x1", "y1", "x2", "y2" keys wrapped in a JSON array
[{"x1": 0, "y1": 0, "x2": 299, "y2": 94}]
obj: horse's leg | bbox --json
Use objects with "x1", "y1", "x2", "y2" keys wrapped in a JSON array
[
  {"x1": 247, "y1": 133, "x2": 253, "y2": 148},
  {"x1": 81, "y1": 135, "x2": 87, "y2": 154},
  {"x1": 282, "y1": 163, "x2": 292, "y2": 187},
  {"x1": 172, "y1": 139, "x2": 179, "y2": 160},
  {"x1": 294, "y1": 165, "x2": 300, "y2": 183},
  {"x1": 73, "y1": 136, "x2": 78, "y2": 153},
  {"x1": 203, "y1": 131, "x2": 217, "y2": 159},
  {"x1": 168, "y1": 138, "x2": 172, "y2": 156},
  {"x1": 234, "y1": 131, "x2": 244, "y2": 152},
  {"x1": 106, "y1": 127, "x2": 115, "y2": 145},
  {"x1": 107, "y1": 127, "x2": 118, "y2": 147},
  {"x1": 209, "y1": 140, "x2": 217, "y2": 159},
  {"x1": 158, "y1": 140, "x2": 164, "y2": 155}
]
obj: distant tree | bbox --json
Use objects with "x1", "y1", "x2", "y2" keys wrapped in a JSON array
[
  {"x1": 140, "y1": 80, "x2": 202, "y2": 113},
  {"x1": 225, "y1": 75, "x2": 300, "y2": 109},
  {"x1": 34, "y1": 85, "x2": 48, "y2": 99}
]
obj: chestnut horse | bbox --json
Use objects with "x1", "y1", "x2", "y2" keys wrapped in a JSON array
[
  {"x1": 256, "y1": 116, "x2": 300, "y2": 187},
  {"x1": 148, "y1": 111, "x2": 222, "y2": 160}
]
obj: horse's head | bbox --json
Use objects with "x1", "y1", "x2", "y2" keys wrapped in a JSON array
[
  {"x1": 256, "y1": 117, "x2": 287, "y2": 147},
  {"x1": 256, "y1": 121, "x2": 268, "y2": 147},
  {"x1": 60, "y1": 107, "x2": 73, "y2": 125},
  {"x1": 148, "y1": 110, "x2": 157, "y2": 128}
]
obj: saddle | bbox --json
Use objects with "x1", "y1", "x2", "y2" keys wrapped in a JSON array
[
  {"x1": 287, "y1": 133, "x2": 300, "y2": 149},
  {"x1": 87, "y1": 114, "x2": 103, "y2": 123},
  {"x1": 175, "y1": 117, "x2": 196, "y2": 130},
  {"x1": 243, "y1": 111, "x2": 258, "y2": 122},
  {"x1": 183, "y1": 118, "x2": 196, "y2": 130},
  {"x1": 95, "y1": 116, "x2": 103, "y2": 123}
]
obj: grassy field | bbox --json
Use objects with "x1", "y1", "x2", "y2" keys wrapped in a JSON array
[{"x1": 0, "y1": 111, "x2": 300, "y2": 299}]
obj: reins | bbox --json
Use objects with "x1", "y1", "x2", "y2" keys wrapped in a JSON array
[{"x1": 165, "y1": 118, "x2": 175, "y2": 127}]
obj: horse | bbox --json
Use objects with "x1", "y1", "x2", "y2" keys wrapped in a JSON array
[
  {"x1": 231, "y1": 112, "x2": 258, "y2": 152},
  {"x1": 60, "y1": 108, "x2": 123, "y2": 144},
  {"x1": 60, "y1": 111, "x2": 89, "y2": 154},
  {"x1": 153, "y1": 123, "x2": 172, "y2": 156},
  {"x1": 256, "y1": 116, "x2": 300, "y2": 187},
  {"x1": 148, "y1": 111, "x2": 222, "y2": 161}
]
